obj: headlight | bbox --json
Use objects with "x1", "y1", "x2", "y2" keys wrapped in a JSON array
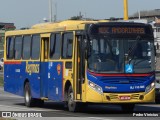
[
  {"x1": 145, "y1": 82, "x2": 155, "y2": 93},
  {"x1": 88, "y1": 80, "x2": 103, "y2": 94}
]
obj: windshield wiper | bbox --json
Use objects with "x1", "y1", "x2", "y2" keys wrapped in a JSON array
[{"x1": 127, "y1": 36, "x2": 141, "y2": 64}]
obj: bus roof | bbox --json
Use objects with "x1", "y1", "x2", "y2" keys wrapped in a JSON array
[
  {"x1": 5, "y1": 20, "x2": 102, "y2": 36},
  {"x1": 31, "y1": 20, "x2": 98, "y2": 29},
  {"x1": 5, "y1": 20, "x2": 151, "y2": 36}
]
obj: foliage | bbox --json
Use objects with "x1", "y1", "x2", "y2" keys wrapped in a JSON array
[
  {"x1": 0, "y1": 76, "x2": 3, "y2": 86},
  {"x1": 70, "y1": 15, "x2": 83, "y2": 20}
]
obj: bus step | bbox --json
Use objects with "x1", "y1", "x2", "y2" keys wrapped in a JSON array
[{"x1": 41, "y1": 97, "x2": 48, "y2": 101}]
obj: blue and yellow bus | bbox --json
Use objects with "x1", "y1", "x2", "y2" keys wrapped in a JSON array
[{"x1": 4, "y1": 20, "x2": 155, "y2": 112}]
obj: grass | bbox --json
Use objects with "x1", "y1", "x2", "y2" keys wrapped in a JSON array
[{"x1": 0, "y1": 75, "x2": 3, "y2": 86}]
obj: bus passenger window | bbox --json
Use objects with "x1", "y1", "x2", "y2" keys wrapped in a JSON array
[
  {"x1": 22, "y1": 35, "x2": 31, "y2": 60},
  {"x1": 50, "y1": 34, "x2": 55, "y2": 58},
  {"x1": 31, "y1": 35, "x2": 40, "y2": 60},
  {"x1": 62, "y1": 33, "x2": 73, "y2": 59},
  {"x1": 7, "y1": 37, "x2": 14, "y2": 59},
  {"x1": 50, "y1": 33, "x2": 61, "y2": 59},
  {"x1": 14, "y1": 36, "x2": 22, "y2": 60}
]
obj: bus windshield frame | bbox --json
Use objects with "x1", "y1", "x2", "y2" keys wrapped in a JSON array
[{"x1": 87, "y1": 23, "x2": 155, "y2": 74}]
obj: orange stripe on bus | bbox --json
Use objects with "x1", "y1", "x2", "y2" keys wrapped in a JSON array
[{"x1": 4, "y1": 61, "x2": 22, "y2": 64}]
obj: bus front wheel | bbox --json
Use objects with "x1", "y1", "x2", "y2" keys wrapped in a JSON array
[
  {"x1": 67, "y1": 86, "x2": 79, "y2": 112},
  {"x1": 24, "y1": 82, "x2": 35, "y2": 107}
]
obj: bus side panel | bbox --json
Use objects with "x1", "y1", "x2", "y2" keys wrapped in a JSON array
[
  {"x1": 48, "y1": 62, "x2": 63, "y2": 101},
  {"x1": 4, "y1": 62, "x2": 24, "y2": 96},
  {"x1": 15, "y1": 62, "x2": 26, "y2": 96},
  {"x1": 4, "y1": 62, "x2": 41, "y2": 99},
  {"x1": 4, "y1": 64, "x2": 16, "y2": 95},
  {"x1": 40, "y1": 62, "x2": 49, "y2": 98},
  {"x1": 26, "y1": 61, "x2": 41, "y2": 99}
]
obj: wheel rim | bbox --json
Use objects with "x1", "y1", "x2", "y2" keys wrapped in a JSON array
[
  {"x1": 68, "y1": 92, "x2": 74, "y2": 107},
  {"x1": 25, "y1": 86, "x2": 30, "y2": 103}
]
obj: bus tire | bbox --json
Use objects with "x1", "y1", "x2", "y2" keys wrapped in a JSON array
[
  {"x1": 155, "y1": 98, "x2": 160, "y2": 104},
  {"x1": 155, "y1": 94, "x2": 160, "y2": 104},
  {"x1": 67, "y1": 86, "x2": 79, "y2": 112},
  {"x1": 121, "y1": 104, "x2": 135, "y2": 112},
  {"x1": 24, "y1": 82, "x2": 36, "y2": 107}
]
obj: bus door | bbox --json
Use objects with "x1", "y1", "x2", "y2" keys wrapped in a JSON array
[
  {"x1": 40, "y1": 35, "x2": 49, "y2": 98},
  {"x1": 74, "y1": 35, "x2": 85, "y2": 101}
]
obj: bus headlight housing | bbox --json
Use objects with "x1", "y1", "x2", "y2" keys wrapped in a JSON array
[
  {"x1": 88, "y1": 80, "x2": 103, "y2": 94},
  {"x1": 145, "y1": 82, "x2": 155, "y2": 94}
]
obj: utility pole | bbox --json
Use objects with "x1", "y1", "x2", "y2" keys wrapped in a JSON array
[
  {"x1": 49, "y1": 0, "x2": 53, "y2": 22},
  {"x1": 54, "y1": 2, "x2": 57, "y2": 22},
  {"x1": 124, "y1": 0, "x2": 128, "y2": 20},
  {"x1": 138, "y1": 11, "x2": 141, "y2": 19}
]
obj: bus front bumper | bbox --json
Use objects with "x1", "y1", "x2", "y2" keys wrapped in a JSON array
[{"x1": 85, "y1": 86, "x2": 155, "y2": 103}]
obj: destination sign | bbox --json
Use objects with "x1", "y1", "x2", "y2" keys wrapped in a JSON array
[{"x1": 98, "y1": 27, "x2": 145, "y2": 34}]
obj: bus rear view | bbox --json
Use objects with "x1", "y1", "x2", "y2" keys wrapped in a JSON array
[{"x1": 85, "y1": 22, "x2": 155, "y2": 111}]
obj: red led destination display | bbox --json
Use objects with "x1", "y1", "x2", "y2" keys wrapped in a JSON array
[{"x1": 98, "y1": 27, "x2": 145, "y2": 34}]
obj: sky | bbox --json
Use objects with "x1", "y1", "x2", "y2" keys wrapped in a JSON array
[{"x1": 0, "y1": 0, "x2": 160, "y2": 29}]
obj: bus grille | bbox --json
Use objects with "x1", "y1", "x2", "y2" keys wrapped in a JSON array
[{"x1": 108, "y1": 93, "x2": 140, "y2": 100}]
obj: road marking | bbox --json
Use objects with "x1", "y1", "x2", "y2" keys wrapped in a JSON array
[
  {"x1": 0, "y1": 94, "x2": 23, "y2": 98},
  {"x1": 0, "y1": 104, "x2": 44, "y2": 111},
  {"x1": 0, "y1": 104, "x2": 62, "y2": 112},
  {"x1": 0, "y1": 104, "x2": 80, "y2": 117}
]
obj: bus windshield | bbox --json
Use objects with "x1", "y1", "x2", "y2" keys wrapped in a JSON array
[{"x1": 88, "y1": 35, "x2": 155, "y2": 73}]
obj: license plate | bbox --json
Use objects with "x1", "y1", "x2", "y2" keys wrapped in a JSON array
[{"x1": 119, "y1": 96, "x2": 131, "y2": 100}]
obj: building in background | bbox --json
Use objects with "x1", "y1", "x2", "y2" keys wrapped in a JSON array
[
  {"x1": 154, "y1": 17, "x2": 160, "y2": 48},
  {"x1": 0, "y1": 22, "x2": 16, "y2": 58},
  {"x1": 153, "y1": 18, "x2": 160, "y2": 71}
]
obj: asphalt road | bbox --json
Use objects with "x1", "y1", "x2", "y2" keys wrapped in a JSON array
[{"x1": 0, "y1": 87, "x2": 160, "y2": 120}]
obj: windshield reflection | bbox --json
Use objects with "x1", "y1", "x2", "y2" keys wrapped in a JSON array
[{"x1": 88, "y1": 36, "x2": 155, "y2": 73}]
